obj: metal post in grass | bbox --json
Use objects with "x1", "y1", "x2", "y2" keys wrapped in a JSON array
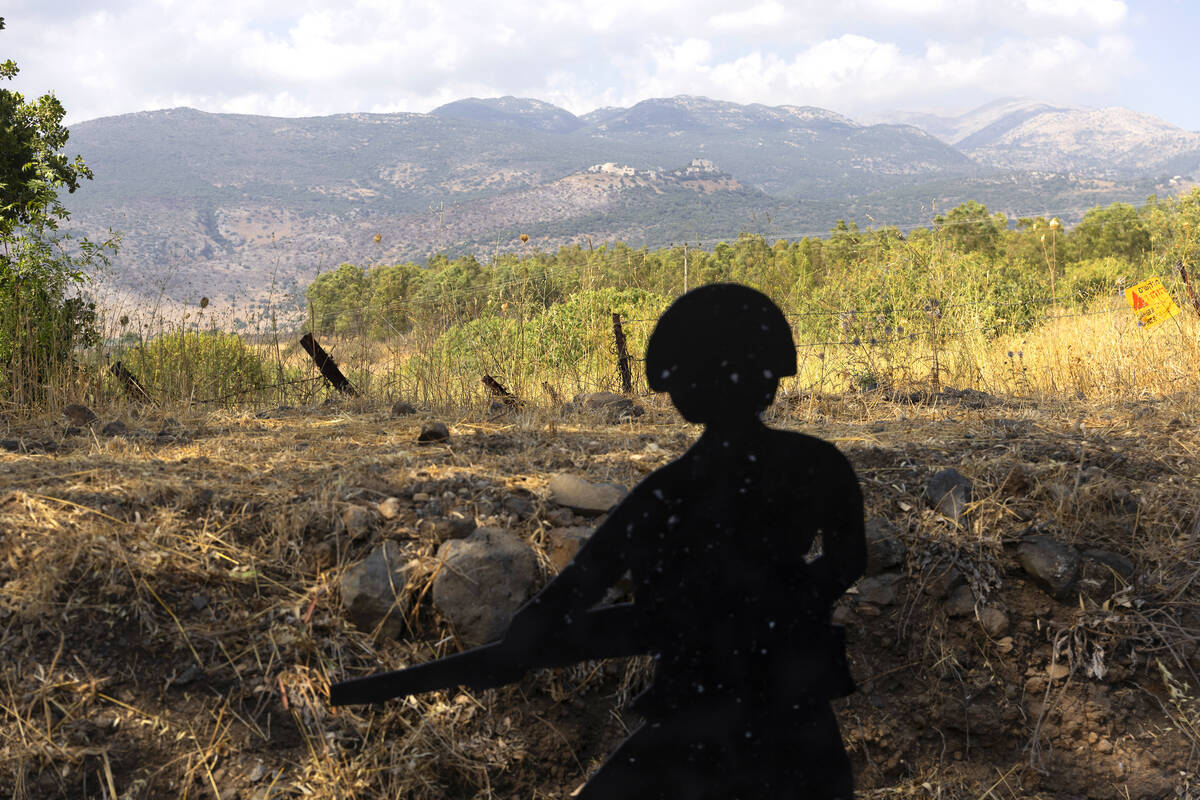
[
  {"x1": 299, "y1": 333, "x2": 357, "y2": 395},
  {"x1": 1178, "y1": 260, "x2": 1200, "y2": 320},
  {"x1": 109, "y1": 359, "x2": 153, "y2": 403},
  {"x1": 612, "y1": 312, "x2": 633, "y2": 394},
  {"x1": 483, "y1": 374, "x2": 521, "y2": 407}
]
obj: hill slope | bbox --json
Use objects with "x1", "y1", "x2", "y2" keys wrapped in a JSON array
[{"x1": 59, "y1": 96, "x2": 1188, "y2": 312}]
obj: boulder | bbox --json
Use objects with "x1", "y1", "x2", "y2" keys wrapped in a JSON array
[
  {"x1": 340, "y1": 541, "x2": 414, "y2": 639},
  {"x1": 547, "y1": 473, "x2": 627, "y2": 514},
  {"x1": 1018, "y1": 534, "x2": 1081, "y2": 600},
  {"x1": 433, "y1": 527, "x2": 539, "y2": 647}
]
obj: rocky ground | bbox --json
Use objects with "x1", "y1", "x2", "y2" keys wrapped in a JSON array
[{"x1": 0, "y1": 390, "x2": 1197, "y2": 799}]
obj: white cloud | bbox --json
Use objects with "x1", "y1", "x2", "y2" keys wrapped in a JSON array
[
  {"x1": 0, "y1": 0, "x2": 1149, "y2": 126},
  {"x1": 709, "y1": 3, "x2": 787, "y2": 32}
]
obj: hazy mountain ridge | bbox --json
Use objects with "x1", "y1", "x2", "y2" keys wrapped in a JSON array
[
  {"x1": 876, "y1": 98, "x2": 1200, "y2": 176},
  {"x1": 60, "y1": 95, "x2": 1192, "y2": 312}
]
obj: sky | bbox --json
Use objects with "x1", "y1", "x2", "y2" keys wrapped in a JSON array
[{"x1": 3, "y1": 0, "x2": 1198, "y2": 130}]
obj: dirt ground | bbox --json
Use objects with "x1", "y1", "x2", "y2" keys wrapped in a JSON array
[{"x1": 0, "y1": 391, "x2": 1197, "y2": 799}]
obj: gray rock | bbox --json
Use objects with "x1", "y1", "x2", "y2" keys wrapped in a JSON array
[
  {"x1": 1077, "y1": 549, "x2": 1135, "y2": 598},
  {"x1": 341, "y1": 505, "x2": 374, "y2": 540},
  {"x1": 924, "y1": 468, "x2": 973, "y2": 524},
  {"x1": 433, "y1": 527, "x2": 539, "y2": 647},
  {"x1": 923, "y1": 565, "x2": 964, "y2": 600},
  {"x1": 1018, "y1": 535, "x2": 1081, "y2": 600},
  {"x1": 566, "y1": 392, "x2": 645, "y2": 423},
  {"x1": 63, "y1": 404, "x2": 98, "y2": 426},
  {"x1": 546, "y1": 527, "x2": 595, "y2": 571},
  {"x1": 340, "y1": 540, "x2": 414, "y2": 639},
  {"x1": 547, "y1": 473, "x2": 627, "y2": 513},
  {"x1": 999, "y1": 464, "x2": 1033, "y2": 497},
  {"x1": 502, "y1": 492, "x2": 536, "y2": 519},
  {"x1": 945, "y1": 584, "x2": 975, "y2": 617},
  {"x1": 377, "y1": 496, "x2": 402, "y2": 520},
  {"x1": 390, "y1": 400, "x2": 416, "y2": 416},
  {"x1": 101, "y1": 419, "x2": 129, "y2": 437},
  {"x1": 979, "y1": 607, "x2": 1010, "y2": 637},
  {"x1": 865, "y1": 517, "x2": 906, "y2": 575},
  {"x1": 417, "y1": 421, "x2": 450, "y2": 444},
  {"x1": 420, "y1": 514, "x2": 476, "y2": 543},
  {"x1": 544, "y1": 507, "x2": 577, "y2": 527},
  {"x1": 856, "y1": 572, "x2": 904, "y2": 606},
  {"x1": 941, "y1": 387, "x2": 998, "y2": 409}
]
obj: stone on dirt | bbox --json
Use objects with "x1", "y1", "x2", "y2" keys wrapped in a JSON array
[
  {"x1": 101, "y1": 419, "x2": 129, "y2": 437},
  {"x1": 946, "y1": 584, "x2": 975, "y2": 617},
  {"x1": 923, "y1": 565, "x2": 964, "y2": 600},
  {"x1": 433, "y1": 527, "x2": 539, "y2": 647},
  {"x1": 390, "y1": 400, "x2": 416, "y2": 416},
  {"x1": 341, "y1": 505, "x2": 374, "y2": 540},
  {"x1": 865, "y1": 517, "x2": 906, "y2": 575},
  {"x1": 546, "y1": 527, "x2": 595, "y2": 571},
  {"x1": 1077, "y1": 549, "x2": 1135, "y2": 598},
  {"x1": 978, "y1": 607, "x2": 1009, "y2": 637},
  {"x1": 1018, "y1": 534, "x2": 1081, "y2": 600},
  {"x1": 924, "y1": 468, "x2": 973, "y2": 524},
  {"x1": 856, "y1": 572, "x2": 904, "y2": 606},
  {"x1": 417, "y1": 421, "x2": 450, "y2": 443},
  {"x1": 340, "y1": 540, "x2": 413, "y2": 639},
  {"x1": 377, "y1": 496, "x2": 402, "y2": 520},
  {"x1": 420, "y1": 514, "x2": 476, "y2": 543},
  {"x1": 564, "y1": 392, "x2": 645, "y2": 423},
  {"x1": 62, "y1": 404, "x2": 98, "y2": 425},
  {"x1": 547, "y1": 473, "x2": 627, "y2": 513}
]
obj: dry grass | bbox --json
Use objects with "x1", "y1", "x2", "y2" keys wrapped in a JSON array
[{"x1": 2, "y1": 304, "x2": 1200, "y2": 798}]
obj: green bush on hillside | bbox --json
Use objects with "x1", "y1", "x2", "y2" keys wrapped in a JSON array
[{"x1": 125, "y1": 330, "x2": 271, "y2": 403}]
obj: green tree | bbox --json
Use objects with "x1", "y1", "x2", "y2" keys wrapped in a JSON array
[
  {"x1": 1069, "y1": 202, "x2": 1151, "y2": 263},
  {"x1": 306, "y1": 262, "x2": 369, "y2": 334},
  {"x1": 0, "y1": 17, "x2": 116, "y2": 404},
  {"x1": 934, "y1": 201, "x2": 1008, "y2": 257}
]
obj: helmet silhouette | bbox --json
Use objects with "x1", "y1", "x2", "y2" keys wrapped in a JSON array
[{"x1": 645, "y1": 283, "x2": 797, "y2": 400}]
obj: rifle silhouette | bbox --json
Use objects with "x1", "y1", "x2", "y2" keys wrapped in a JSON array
[{"x1": 330, "y1": 603, "x2": 644, "y2": 707}]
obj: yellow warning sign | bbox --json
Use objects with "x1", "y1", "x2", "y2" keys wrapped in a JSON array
[{"x1": 1125, "y1": 277, "x2": 1181, "y2": 329}]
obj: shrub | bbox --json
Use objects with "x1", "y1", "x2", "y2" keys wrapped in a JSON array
[{"x1": 124, "y1": 330, "x2": 271, "y2": 403}]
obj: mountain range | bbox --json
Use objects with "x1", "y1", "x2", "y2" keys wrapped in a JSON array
[{"x1": 60, "y1": 95, "x2": 1200, "y2": 316}]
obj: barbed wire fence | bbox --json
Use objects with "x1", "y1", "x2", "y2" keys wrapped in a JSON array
[{"x1": 85, "y1": 201, "x2": 1200, "y2": 412}]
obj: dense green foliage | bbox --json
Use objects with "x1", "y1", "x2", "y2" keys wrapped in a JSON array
[
  {"x1": 124, "y1": 330, "x2": 271, "y2": 403},
  {"x1": 0, "y1": 17, "x2": 115, "y2": 404},
  {"x1": 303, "y1": 191, "x2": 1200, "y2": 399},
  {"x1": 308, "y1": 192, "x2": 1199, "y2": 336}
]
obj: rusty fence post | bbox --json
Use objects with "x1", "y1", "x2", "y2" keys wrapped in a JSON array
[
  {"x1": 299, "y1": 333, "x2": 357, "y2": 395},
  {"x1": 611, "y1": 312, "x2": 632, "y2": 394}
]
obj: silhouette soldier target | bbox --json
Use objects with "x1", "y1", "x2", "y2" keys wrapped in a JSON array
[{"x1": 331, "y1": 283, "x2": 866, "y2": 798}]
